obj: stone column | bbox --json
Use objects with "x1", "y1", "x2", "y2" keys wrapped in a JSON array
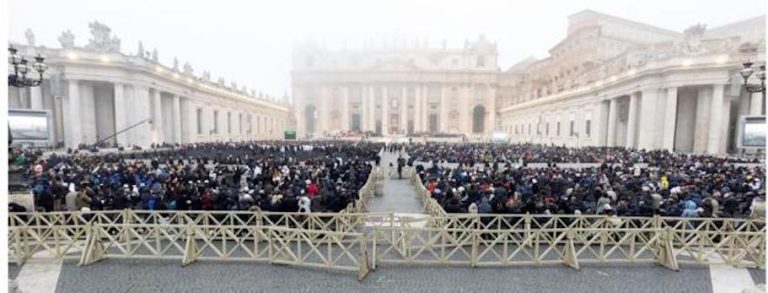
[
  {"x1": 662, "y1": 87, "x2": 678, "y2": 151},
  {"x1": 421, "y1": 84, "x2": 430, "y2": 132},
  {"x1": 625, "y1": 92, "x2": 640, "y2": 149},
  {"x1": 707, "y1": 84, "x2": 726, "y2": 154},
  {"x1": 462, "y1": 84, "x2": 471, "y2": 134},
  {"x1": 401, "y1": 86, "x2": 407, "y2": 134},
  {"x1": 113, "y1": 83, "x2": 128, "y2": 146},
  {"x1": 30, "y1": 86, "x2": 43, "y2": 110},
  {"x1": 413, "y1": 85, "x2": 421, "y2": 133},
  {"x1": 749, "y1": 92, "x2": 764, "y2": 115},
  {"x1": 294, "y1": 87, "x2": 305, "y2": 138},
  {"x1": 128, "y1": 84, "x2": 152, "y2": 147},
  {"x1": 360, "y1": 86, "x2": 368, "y2": 131},
  {"x1": 173, "y1": 95, "x2": 182, "y2": 144},
  {"x1": 606, "y1": 98, "x2": 618, "y2": 147},
  {"x1": 317, "y1": 87, "x2": 327, "y2": 136},
  {"x1": 439, "y1": 85, "x2": 448, "y2": 133},
  {"x1": 693, "y1": 87, "x2": 712, "y2": 153},
  {"x1": 382, "y1": 86, "x2": 389, "y2": 135},
  {"x1": 637, "y1": 88, "x2": 660, "y2": 150},
  {"x1": 67, "y1": 80, "x2": 82, "y2": 147},
  {"x1": 371, "y1": 85, "x2": 377, "y2": 132},
  {"x1": 150, "y1": 89, "x2": 163, "y2": 143},
  {"x1": 488, "y1": 85, "x2": 497, "y2": 134},
  {"x1": 342, "y1": 86, "x2": 350, "y2": 132}
]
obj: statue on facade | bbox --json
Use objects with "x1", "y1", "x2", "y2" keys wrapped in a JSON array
[
  {"x1": 677, "y1": 24, "x2": 707, "y2": 56},
  {"x1": 152, "y1": 48, "x2": 158, "y2": 62},
  {"x1": 202, "y1": 71, "x2": 211, "y2": 82},
  {"x1": 137, "y1": 41, "x2": 145, "y2": 57},
  {"x1": 183, "y1": 62, "x2": 193, "y2": 75},
  {"x1": 86, "y1": 21, "x2": 121, "y2": 53},
  {"x1": 251, "y1": 89, "x2": 257, "y2": 97},
  {"x1": 217, "y1": 77, "x2": 225, "y2": 87},
  {"x1": 240, "y1": 86, "x2": 247, "y2": 93},
  {"x1": 25, "y1": 29, "x2": 35, "y2": 46},
  {"x1": 230, "y1": 81, "x2": 238, "y2": 90},
  {"x1": 58, "y1": 30, "x2": 75, "y2": 49},
  {"x1": 172, "y1": 58, "x2": 179, "y2": 71}
]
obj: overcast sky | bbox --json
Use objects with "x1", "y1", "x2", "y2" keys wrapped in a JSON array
[{"x1": 8, "y1": 0, "x2": 766, "y2": 97}]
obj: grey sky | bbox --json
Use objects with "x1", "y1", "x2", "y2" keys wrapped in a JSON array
[{"x1": 9, "y1": 0, "x2": 766, "y2": 98}]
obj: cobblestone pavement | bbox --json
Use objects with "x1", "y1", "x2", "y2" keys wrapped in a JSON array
[
  {"x1": 52, "y1": 259, "x2": 760, "y2": 293},
  {"x1": 367, "y1": 150, "x2": 424, "y2": 214}
]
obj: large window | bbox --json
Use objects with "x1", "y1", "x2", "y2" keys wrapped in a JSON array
[
  {"x1": 585, "y1": 120, "x2": 591, "y2": 137},
  {"x1": 557, "y1": 122, "x2": 561, "y2": 136},
  {"x1": 570, "y1": 121, "x2": 575, "y2": 137},
  {"x1": 477, "y1": 56, "x2": 485, "y2": 67}
]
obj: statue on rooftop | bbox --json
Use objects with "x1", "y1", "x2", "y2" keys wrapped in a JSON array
[
  {"x1": 86, "y1": 21, "x2": 121, "y2": 53},
  {"x1": 25, "y1": 29, "x2": 35, "y2": 46},
  {"x1": 58, "y1": 30, "x2": 75, "y2": 49},
  {"x1": 137, "y1": 41, "x2": 145, "y2": 57}
]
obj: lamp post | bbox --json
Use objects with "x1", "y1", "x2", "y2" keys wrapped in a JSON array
[
  {"x1": 8, "y1": 46, "x2": 47, "y2": 88},
  {"x1": 8, "y1": 46, "x2": 48, "y2": 145},
  {"x1": 740, "y1": 60, "x2": 766, "y2": 115}
]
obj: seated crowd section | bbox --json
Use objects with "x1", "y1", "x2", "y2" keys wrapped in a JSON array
[
  {"x1": 11, "y1": 141, "x2": 383, "y2": 214},
  {"x1": 411, "y1": 143, "x2": 765, "y2": 218}
]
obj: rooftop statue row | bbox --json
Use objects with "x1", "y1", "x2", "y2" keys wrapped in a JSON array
[{"x1": 21, "y1": 22, "x2": 291, "y2": 105}]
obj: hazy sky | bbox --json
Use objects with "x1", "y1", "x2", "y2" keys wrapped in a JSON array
[{"x1": 9, "y1": 0, "x2": 766, "y2": 97}]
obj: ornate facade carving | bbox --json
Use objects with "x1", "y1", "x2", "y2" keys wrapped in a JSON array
[
  {"x1": 677, "y1": 24, "x2": 707, "y2": 56},
  {"x1": 85, "y1": 21, "x2": 121, "y2": 53},
  {"x1": 58, "y1": 30, "x2": 75, "y2": 49},
  {"x1": 25, "y1": 29, "x2": 35, "y2": 46},
  {"x1": 183, "y1": 62, "x2": 193, "y2": 75},
  {"x1": 137, "y1": 41, "x2": 145, "y2": 57}
]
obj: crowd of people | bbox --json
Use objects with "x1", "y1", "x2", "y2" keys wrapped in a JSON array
[
  {"x1": 10, "y1": 140, "x2": 766, "y2": 219},
  {"x1": 407, "y1": 143, "x2": 761, "y2": 165},
  {"x1": 11, "y1": 141, "x2": 383, "y2": 214},
  {"x1": 413, "y1": 143, "x2": 765, "y2": 218}
]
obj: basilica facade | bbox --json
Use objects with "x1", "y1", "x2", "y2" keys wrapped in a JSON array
[
  {"x1": 8, "y1": 22, "x2": 292, "y2": 148},
  {"x1": 291, "y1": 36, "x2": 499, "y2": 139}
]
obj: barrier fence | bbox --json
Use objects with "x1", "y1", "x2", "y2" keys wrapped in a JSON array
[
  {"x1": 7, "y1": 166, "x2": 765, "y2": 279},
  {"x1": 410, "y1": 169, "x2": 448, "y2": 218}
]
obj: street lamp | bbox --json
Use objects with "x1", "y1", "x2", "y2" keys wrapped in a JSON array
[
  {"x1": 8, "y1": 46, "x2": 47, "y2": 88},
  {"x1": 8, "y1": 46, "x2": 48, "y2": 145},
  {"x1": 741, "y1": 60, "x2": 766, "y2": 93},
  {"x1": 741, "y1": 60, "x2": 766, "y2": 115}
]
